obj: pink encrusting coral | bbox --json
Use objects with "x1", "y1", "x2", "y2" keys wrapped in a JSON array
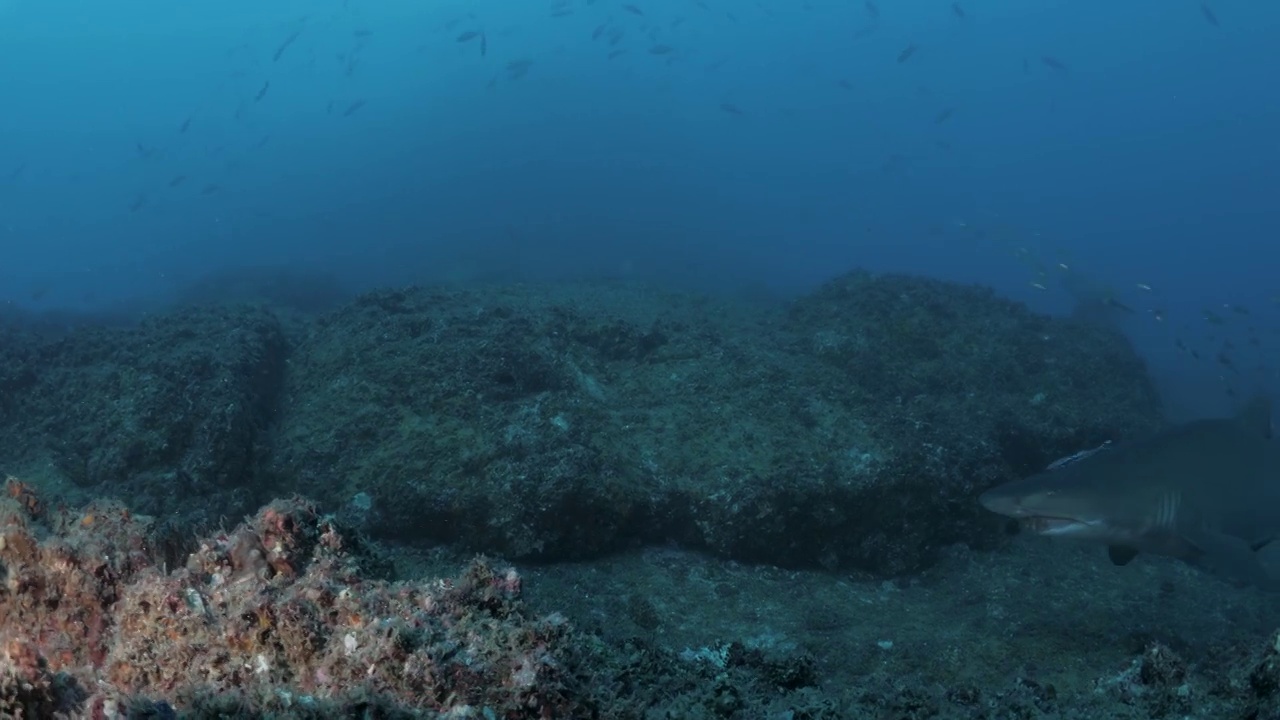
[{"x1": 0, "y1": 477, "x2": 593, "y2": 717}]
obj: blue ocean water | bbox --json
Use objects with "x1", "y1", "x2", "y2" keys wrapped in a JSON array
[{"x1": 0, "y1": 0, "x2": 1275, "y2": 417}]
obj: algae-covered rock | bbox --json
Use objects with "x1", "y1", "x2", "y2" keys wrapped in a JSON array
[
  {"x1": 269, "y1": 284, "x2": 700, "y2": 558},
  {"x1": 272, "y1": 273, "x2": 1161, "y2": 573},
  {"x1": 0, "y1": 484, "x2": 600, "y2": 717},
  {"x1": 0, "y1": 304, "x2": 286, "y2": 523},
  {"x1": 777, "y1": 270, "x2": 1163, "y2": 572}
]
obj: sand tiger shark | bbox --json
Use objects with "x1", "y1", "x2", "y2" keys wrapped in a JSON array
[{"x1": 979, "y1": 397, "x2": 1280, "y2": 590}]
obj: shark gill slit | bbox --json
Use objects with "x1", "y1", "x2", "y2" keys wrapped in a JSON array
[{"x1": 1169, "y1": 490, "x2": 1181, "y2": 528}]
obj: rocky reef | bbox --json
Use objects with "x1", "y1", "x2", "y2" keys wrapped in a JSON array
[
  {"x1": 4, "y1": 479, "x2": 1280, "y2": 717},
  {"x1": 267, "y1": 271, "x2": 1160, "y2": 574},
  {"x1": 5, "y1": 270, "x2": 1275, "y2": 718}
]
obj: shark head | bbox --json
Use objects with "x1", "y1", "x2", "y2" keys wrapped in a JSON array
[
  {"x1": 979, "y1": 467, "x2": 1142, "y2": 544},
  {"x1": 979, "y1": 398, "x2": 1280, "y2": 589},
  {"x1": 982, "y1": 397, "x2": 1275, "y2": 543}
]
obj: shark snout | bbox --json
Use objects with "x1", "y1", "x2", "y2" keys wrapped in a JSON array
[{"x1": 978, "y1": 487, "x2": 1024, "y2": 517}]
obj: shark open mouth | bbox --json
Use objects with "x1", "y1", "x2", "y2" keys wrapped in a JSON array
[{"x1": 1020, "y1": 516, "x2": 1089, "y2": 535}]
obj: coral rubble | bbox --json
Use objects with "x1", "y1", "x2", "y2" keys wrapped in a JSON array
[{"x1": 0, "y1": 482, "x2": 592, "y2": 717}]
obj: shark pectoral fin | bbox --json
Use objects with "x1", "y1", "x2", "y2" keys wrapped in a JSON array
[
  {"x1": 1185, "y1": 530, "x2": 1280, "y2": 592},
  {"x1": 1108, "y1": 545, "x2": 1139, "y2": 566}
]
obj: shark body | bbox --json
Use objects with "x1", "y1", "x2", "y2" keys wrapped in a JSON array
[{"x1": 979, "y1": 399, "x2": 1280, "y2": 590}]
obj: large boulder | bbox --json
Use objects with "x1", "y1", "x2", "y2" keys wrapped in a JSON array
[
  {"x1": 779, "y1": 270, "x2": 1161, "y2": 571},
  {"x1": 271, "y1": 273, "x2": 1161, "y2": 573},
  {"x1": 0, "y1": 304, "x2": 286, "y2": 524}
]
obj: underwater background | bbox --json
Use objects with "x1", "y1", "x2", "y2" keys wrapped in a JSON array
[{"x1": 1, "y1": 0, "x2": 1279, "y2": 717}]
